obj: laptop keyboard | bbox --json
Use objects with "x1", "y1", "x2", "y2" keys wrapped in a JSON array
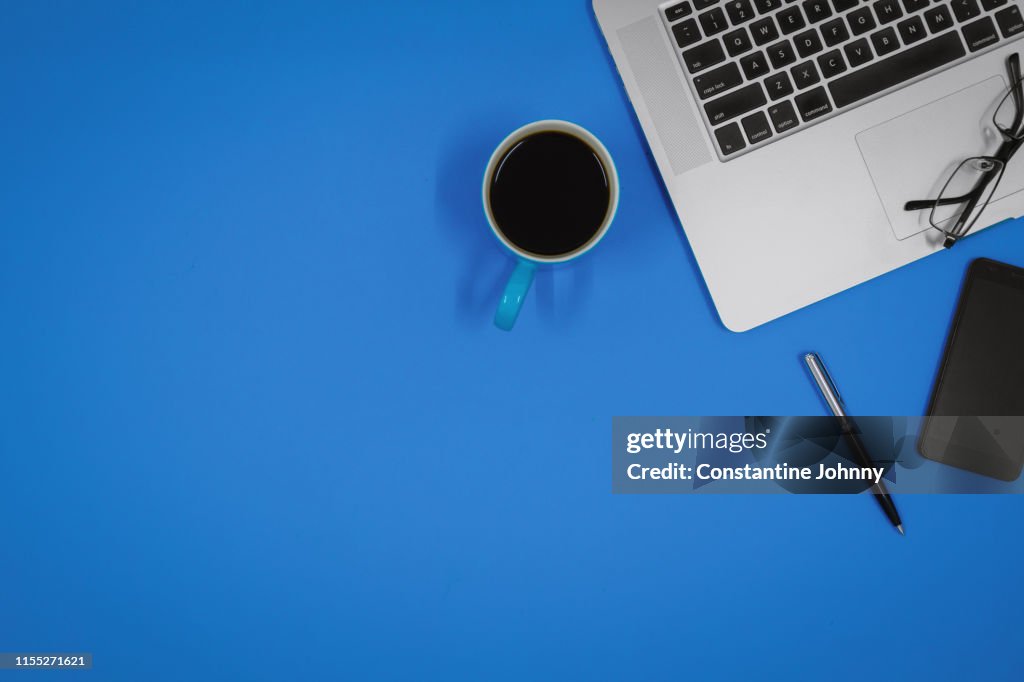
[{"x1": 661, "y1": 0, "x2": 1024, "y2": 159}]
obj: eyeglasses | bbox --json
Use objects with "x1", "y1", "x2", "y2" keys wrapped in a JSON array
[{"x1": 904, "y1": 53, "x2": 1024, "y2": 249}]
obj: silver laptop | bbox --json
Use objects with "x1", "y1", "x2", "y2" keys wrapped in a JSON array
[{"x1": 594, "y1": 0, "x2": 1024, "y2": 331}]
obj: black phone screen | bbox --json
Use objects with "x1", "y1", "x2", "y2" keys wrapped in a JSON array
[{"x1": 918, "y1": 258, "x2": 1024, "y2": 481}]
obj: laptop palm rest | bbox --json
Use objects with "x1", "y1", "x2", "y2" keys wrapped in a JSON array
[{"x1": 856, "y1": 76, "x2": 1024, "y2": 241}]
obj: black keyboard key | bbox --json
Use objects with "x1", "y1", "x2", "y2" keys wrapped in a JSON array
[
  {"x1": 723, "y1": 27, "x2": 754, "y2": 54},
  {"x1": 833, "y1": 0, "x2": 859, "y2": 11},
  {"x1": 755, "y1": 0, "x2": 783, "y2": 13},
  {"x1": 768, "y1": 100, "x2": 800, "y2": 132},
  {"x1": 791, "y1": 60, "x2": 822, "y2": 87},
  {"x1": 700, "y1": 7, "x2": 730, "y2": 35},
  {"x1": 818, "y1": 49, "x2": 847, "y2": 77},
  {"x1": 803, "y1": 0, "x2": 834, "y2": 22},
  {"x1": 778, "y1": 6, "x2": 808, "y2": 33},
  {"x1": 666, "y1": 2, "x2": 694, "y2": 21},
  {"x1": 902, "y1": 0, "x2": 930, "y2": 13},
  {"x1": 982, "y1": 0, "x2": 1008, "y2": 10},
  {"x1": 739, "y1": 50, "x2": 770, "y2": 78},
  {"x1": 715, "y1": 122, "x2": 747, "y2": 155},
  {"x1": 822, "y1": 17, "x2": 851, "y2": 45},
  {"x1": 871, "y1": 26, "x2": 900, "y2": 55},
  {"x1": 767, "y1": 39, "x2": 798, "y2": 67},
  {"x1": 742, "y1": 110, "x2": 774, "y2": 143},
  {"x1": 794, "y1": 29, "x2": 825, "y2": 56},
  {"x1": 925, "y1": 5, "x2": 954, "y2": 33},
  {"x1": 848, "y1": 7, "x2": 878, "y2": 35},
  {"x1": 727, "y1": 0, "x2": 757, "y2": 24},
  {"x1": 952, "y1": 0, "x2": 980, "y2": 23},
  {"x1": 898, "y1": 15, "x2": 927, "y2": 43},
  {"x1": 695, "y1": 0, "x2": 719, "y2": 10},
  {"x1": 705, "y1": 82, "x2": 768, "y2": 124},
  {"x1": 844, "y1": 37, "x2": 874, "y2": 66},
  {"x1": 996, "y1": 5, "x2": 1024, "y2": 38},
  {"x1": 795, "y1": 86, "x2": 834, "y2": 120},
  {"x1": 751, "y1": 16, "x2": 781, "y2": 44},
  {"x1": 829, "y1": 31, "x2": 966, "y2": 107},
  {"x1": 683, "y1": 39, "x2": 727, "y2": 72},
  {"x1": 693, "y1": 62, "x2": 745, "y2": 99},
  {"x1": 873, "y1": 0, "x2": 904, "y2": 24},
  {"x1": 673, "y1": 19, "x2": 702, "y2": 48},
  {"x1": 765, "y1": 71, "x2": 796, "y2": 99},
  {"x1": 961, "y1": 15, "x2": 1000, "y2": 51}
]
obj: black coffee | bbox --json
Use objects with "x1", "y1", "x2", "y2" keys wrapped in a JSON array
[{"x1": 488, "y1": 131, "x2": 611, "y2": 257}]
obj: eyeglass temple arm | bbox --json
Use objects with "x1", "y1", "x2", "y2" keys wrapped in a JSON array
[
  {"x1": 947, "y1": 188, "x2": 987, "y2": 237},
  {"x1": 904, "y1": 147, "x2": 1013, "y2": 211},
  {"x1": 904, "y1": 193, "x2": 978, "y2": 211},
  {"x1": 1009, "y1": 54, "x2": 1024, "y2": 134}
]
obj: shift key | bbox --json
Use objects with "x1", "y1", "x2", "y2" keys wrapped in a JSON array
[
  {"x1": 693, "y1": 63, "x2": 743, "y2": 100},
  {"x1": 704, "y1": 83, "x2": 767, "y2": 125}
]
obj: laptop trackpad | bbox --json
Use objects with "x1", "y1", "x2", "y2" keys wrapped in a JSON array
[{"x1": 856, "y1": 76, "x2": 1024, "y2": 241}]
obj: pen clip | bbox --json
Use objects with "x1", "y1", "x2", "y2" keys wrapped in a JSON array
[{"x1": 806, "y1": 352, "x2": 843, "y2": 406}]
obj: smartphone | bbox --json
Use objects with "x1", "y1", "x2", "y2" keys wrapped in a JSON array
[{"x1": 918, "y1": 258, "x2": 1024, "y2": 482}]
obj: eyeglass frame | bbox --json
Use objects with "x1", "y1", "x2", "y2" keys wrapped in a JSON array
[{"x1": 903, "y1": 52, "x2": 1024, "y2": 248}]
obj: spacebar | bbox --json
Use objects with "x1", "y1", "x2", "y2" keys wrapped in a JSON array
[{"x1": 828, "y1": 33, "x2": 966, "y2": 109}]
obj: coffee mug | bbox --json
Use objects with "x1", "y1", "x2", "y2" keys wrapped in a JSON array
[{"x1": 482, "y1": 120, "x2": 619, "y2": 330}]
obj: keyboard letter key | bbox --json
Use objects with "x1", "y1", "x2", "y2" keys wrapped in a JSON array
[
  {"x1": 924, "y1": 5, "x2": 954, "y2": 33},
  {"x1": 817, "y1": 49, "x2": 847, "y2": 78},
  {"x1": 791, "y1": 60, "x2": 822, "y2": 89},
  {"x1": 751, "y1": 17, "x2": 781, "y2": 45},
  {"x1": 873, "y1": 0, "x2": 904, "y2": 24},
  {"x1": 848, "y1": 7, "x2": 878, "y2": 36},
  {"x1": 844, "y1": 38, "x2": 874, "y2": 67},
  {"x1": 767, "y1": 39, "x2": 797, "y2": 68},
  {"x1": 870, "y1": 27, "x2": 900, "y2": 56},
  {"x1": 897, "y1": 16, "x2": 927, "y2": 45},
  {"x1": 765, "y1": 72, "x2": 795, "y2": 100}
]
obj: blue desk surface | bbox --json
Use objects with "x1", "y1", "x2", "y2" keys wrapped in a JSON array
[{"x1": 3, "y1": 2, "x2": 1023, "y2": 680}]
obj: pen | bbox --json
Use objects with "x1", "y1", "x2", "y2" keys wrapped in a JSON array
[{"x1": 804, "y1": 352, "x2": 905, "y2": 536}]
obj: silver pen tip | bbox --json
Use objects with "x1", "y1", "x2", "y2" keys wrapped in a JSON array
[{"x1": 896, "y1": 524, "x2": 905, "y2": 536}]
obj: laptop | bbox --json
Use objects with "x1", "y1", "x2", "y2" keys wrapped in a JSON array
[{"x1": 594, "y1": 0, "x2": 1024, "y2": 330}]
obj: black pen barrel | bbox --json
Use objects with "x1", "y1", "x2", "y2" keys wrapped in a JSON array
[{"x1": 840, "y1": 420, "x2": 903, "y2": 529}]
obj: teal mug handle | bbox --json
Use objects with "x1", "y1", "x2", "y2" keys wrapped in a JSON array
[{"x1": 494, "y1": 260, "x2": 537, "y2": 331}]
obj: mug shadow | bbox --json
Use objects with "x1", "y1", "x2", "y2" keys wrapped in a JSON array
[
  {"x1": 435, "y1": 111, "x2": 596, "y2": 331},
  {"x1": 434, "y1": 113, "x2": 520, "y2": 329},
  {"x1": 534, "y1": 261, "x2": 594, "y2": 329}
]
